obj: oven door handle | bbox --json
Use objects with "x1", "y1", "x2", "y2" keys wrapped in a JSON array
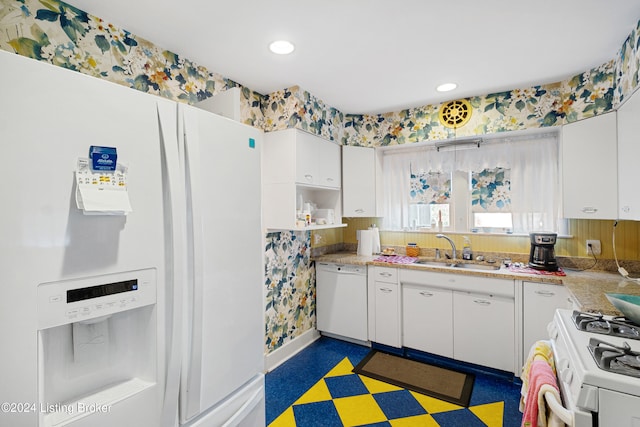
[{"x1": 544, "y1": 390, "x2": 574, "y2": 426}]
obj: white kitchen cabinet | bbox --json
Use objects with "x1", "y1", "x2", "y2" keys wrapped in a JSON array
[
  {"x1": 453, "y1": 291, "x2": 515, "y2": 373},
  {"x1": 402, "y1": 284, "x2": 453, "y2": 357},
  {"x1": 617, "y1": 89, "x2": 640, "y2": 219},
  {"x1": 295, "y1": 130, "x2": 341, "y2": 188},
  {"x1": 342, "y1": 145, "x2": 381, "y2": 217},
  {"x1": 195, "y1": 86, "x2": 241, "y2": 121},
  {"x1": 264, "y1": 128, "x2": 340, "y2": 188},
  {"x1": 562, "y1": 112, "x2": 617, "y2": 219},
  {"x1": 522, "y1": 281, "x2": 571, "y2": 356},
  {"x1": 263, "y1": 128, "x2": 343, "y2": 230},
  {"x1": 399, "y1": 268, "x2": 516, "y2": 373},
  {"x1": 368, "y1": 266, "x2": 401, "y2": 347}
]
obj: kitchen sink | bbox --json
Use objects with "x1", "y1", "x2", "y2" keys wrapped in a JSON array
[
  {"x1": 451, "y1": 263, "x2": 501, "y2": 271},
  {"x1": 414, "y1": 260, "x2": 501, "y2": 271},
  {"x1": 414, "y1": 261, "x2": 456, "y2": 268}
]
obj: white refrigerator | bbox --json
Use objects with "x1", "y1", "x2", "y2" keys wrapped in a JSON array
[{"x1": 0, "y1": 50, "x2": 265, "y2": 427}]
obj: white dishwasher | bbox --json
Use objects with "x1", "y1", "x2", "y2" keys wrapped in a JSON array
[{"x1": 316, "y1": 262, "x2": 368, "y2": 341}]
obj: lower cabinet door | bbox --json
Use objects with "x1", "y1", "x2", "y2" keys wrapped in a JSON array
[
  {"x1": 453, "y1": 291, "x2": 515, "y2": 373},
  {"x1": 374, "y1": 282, "x2": 401, "y2": 347},
  {"x1": 523, "y1": 282, "x2": 570, "y2": 357},
  {"x1": 402, "y1": 285, "x2": 453, "y2": 358}
]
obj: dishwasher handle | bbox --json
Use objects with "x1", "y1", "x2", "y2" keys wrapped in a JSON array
[{"x1": 317, "y1": 263, "x2": 366, "y2": 275}]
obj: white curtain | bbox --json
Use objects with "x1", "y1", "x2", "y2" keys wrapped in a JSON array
[
  {"x1": 381, "y1": 150, "x2": 413, "y2": 230},
  {"x1": 380, "y1": 133, "x2": 560, "y2": 233}
]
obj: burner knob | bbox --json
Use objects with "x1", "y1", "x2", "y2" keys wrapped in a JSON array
[
  {"x1": 560, "y1": 367, "x2": 573, "y2": 384},
  {"x1": 557, "y1": 358, "x2": 569, "y2": 371},
  {"x1": 558, "y1": 359, "x2": 573, "y2": 384}
]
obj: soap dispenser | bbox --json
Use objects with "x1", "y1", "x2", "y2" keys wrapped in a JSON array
[{"x1": 462, "y1": 237, "x2": 473, "y2": 260}]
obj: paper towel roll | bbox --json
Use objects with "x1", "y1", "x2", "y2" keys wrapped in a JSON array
[
  {"x1": 369, "y1": 226, "x2": 381, "y2": 254},
  {"x1": 357, "y1": 230, "x2": 374, "y2": 256}
]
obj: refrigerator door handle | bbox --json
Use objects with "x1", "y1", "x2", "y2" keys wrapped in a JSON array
[
  {"x1": 181, "y1": 106, "x2": 206, "y2": 421},
  {"x1": 157, "y1": 101, "x2": 186, "y2": 427}
]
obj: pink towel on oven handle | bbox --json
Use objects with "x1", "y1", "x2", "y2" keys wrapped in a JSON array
[{"x1": 521, "y1": 359, "x2": 561, "y2": 427}]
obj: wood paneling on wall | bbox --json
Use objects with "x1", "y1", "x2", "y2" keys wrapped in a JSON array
[{"x1": 313, "y1": 217, "x2": 640, "y2": 261}]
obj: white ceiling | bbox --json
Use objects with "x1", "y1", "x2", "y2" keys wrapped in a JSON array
[{"x1": 68, "y1": 0, "x2": 640, "y2": 115}]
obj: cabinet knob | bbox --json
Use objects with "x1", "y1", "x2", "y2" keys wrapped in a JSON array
[
  {"x1": 379, "y1": 287, "x2": 393, "y2": 293},
  {"x1": 419, "y1": 291, "x2": 434, "y2": 297},
  {"x1": 581, "y1": 207, "x2": 598, "y2": 213},
  {"x1": 473, "y1": 299, "x2": 491, "y2": 306},
  {"x1": 355, "y1": 208, "x2": 365, "y2": 213},
  {"x1": 304, "y1": 174, "x2": 313, "y2": 181}
]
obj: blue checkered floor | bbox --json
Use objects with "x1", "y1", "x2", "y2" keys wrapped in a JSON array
[{"x1": 266, "y1": 337, "x2": 523, "y2": 427}]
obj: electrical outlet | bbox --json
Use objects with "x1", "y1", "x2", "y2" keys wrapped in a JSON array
[{"x1": 586, "y1": 239, "x2": 601, "y2": 255}]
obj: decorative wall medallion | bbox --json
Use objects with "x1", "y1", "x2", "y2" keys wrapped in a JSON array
[{"x1": 438, "y1": 99, "x2": 472, "y2": 128}]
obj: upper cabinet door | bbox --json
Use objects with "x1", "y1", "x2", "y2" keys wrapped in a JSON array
[
  {"x1": 295, "y1": 131, "x2": 320, "y2": 185},
  {"x1": 316, "y1": 139, "x2": 341, "y2": 188},
  {"x1": 342, "y1": 145, "x2": 378, "y2": 217},
  {"x1": 618, "y1": 90, "x2": 640, "y2": 220},
  {"x1": 561, "y1": 112, "x2": 618, "y2": 219},
  {"x1": 295, "y1": 131, "x2": 340, "y2": 188}
]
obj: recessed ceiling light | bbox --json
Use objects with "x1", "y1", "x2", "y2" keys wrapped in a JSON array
[
  {"x1": 269, "y1": 40, "x2": 295, "y2": 55},
  {"x1": 436, "y1": 83, "x2": 458, "y2": 92}
]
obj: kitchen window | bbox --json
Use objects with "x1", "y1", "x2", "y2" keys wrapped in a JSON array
[
  {"x1": 380, "y1": 131, "x2": 562, "y2": 234},
  {"x1": 408, "y1": 169, "x2": 451, "y2": 228}
]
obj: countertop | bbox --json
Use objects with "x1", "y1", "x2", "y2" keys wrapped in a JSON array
[{"x1": 313, "y1": 252, "x2": 640, "y2": 316}]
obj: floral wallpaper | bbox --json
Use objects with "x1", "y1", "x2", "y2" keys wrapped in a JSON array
[
  {"x1": 2, "y1": 0, "x2": 640, "y2": 354},
  {"x1": 340, "y1": 70, "x2": 617, "y2": 147},
  {"x1": 2, "y1": 0, "x2": 639, "y2": 146},
  {"x1": 262, "y1": 85, "x2": 344, "y2": 142},
  {"x1": 615, "y1": 19, "x2": 640, "y2": 106},
  {"x1": 264, "y1": 231, "x2": 315, "y2": 353},
  {"x1": 0, "y1": 0, "x2": 266, "y2": 127}
]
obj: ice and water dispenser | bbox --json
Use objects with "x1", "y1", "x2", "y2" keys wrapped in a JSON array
[{"x1": 36, "y1": 269, "x2": 158, "y2": 426}]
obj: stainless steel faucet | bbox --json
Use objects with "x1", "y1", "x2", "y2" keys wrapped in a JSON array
[{"x1": 436, "y1": 234, "x2": 457, "y2": 260}]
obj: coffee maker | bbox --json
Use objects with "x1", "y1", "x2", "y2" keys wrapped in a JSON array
[{"x1": 528, "y1": 232, "x2": 558, "y2": 271}]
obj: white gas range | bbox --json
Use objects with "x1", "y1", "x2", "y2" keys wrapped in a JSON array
[{"x1": 548, "y1": 309, "x2": 640, "y2": 426}]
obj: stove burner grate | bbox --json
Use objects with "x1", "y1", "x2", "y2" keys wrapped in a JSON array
[
  {"x1": 588, "y1": 337, "x2": 640, "y2": 378},
  {"x1": 572, "y1": 310, "x2": 640, "y2": 340}
]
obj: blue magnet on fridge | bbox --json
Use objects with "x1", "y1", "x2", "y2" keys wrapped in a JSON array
[
  {"x1": 248, "y1": 138, "x2": 255, "y2": 149},
  {"x1": 89, "y1": 146, "x2": 117, "y2": 171}
]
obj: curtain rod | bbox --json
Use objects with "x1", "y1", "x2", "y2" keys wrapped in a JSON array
[
  {"x1": 435, "y1": 137, "x2": 483, "y2": 151},
  {"x1": 379, "y1": 130, "x2": 559, "y2": 156}
]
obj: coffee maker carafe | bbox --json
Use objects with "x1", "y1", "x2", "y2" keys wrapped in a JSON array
[{"x1": 528, "y1": 232, "x2": 558, "y2": 271}]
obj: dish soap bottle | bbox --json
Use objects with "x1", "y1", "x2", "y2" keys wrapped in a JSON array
[{"x1": 462, "y1": 237, "x2": 473, "y2": 260}]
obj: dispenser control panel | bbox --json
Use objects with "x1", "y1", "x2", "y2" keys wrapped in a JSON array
[
  {"x1": 37, "y1": 268, "x2": 156, "y2": 329},
  {"x1": 67, "y1": 279, "x2": 138, "y2": 303}
]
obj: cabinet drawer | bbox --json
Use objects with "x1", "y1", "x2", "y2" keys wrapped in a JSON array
[
  {"x1": 399, "y1": 269, "x2": 514, "y2": 298},
  {"x1": 372, "y1": 266, "x2": 397, "y2": 283}
]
